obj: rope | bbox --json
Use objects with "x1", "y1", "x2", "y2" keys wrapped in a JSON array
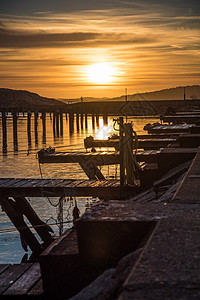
[
  {"x1": 0, "y1": 220, "x2": 73, "y2": 235},
  {"x1": 57, "y1": 197, "x2": 64, "y2": 236},
  {"x1": 38, "y1": 161, "x2": 60, "y2": 207},
  {"x1": 123, "y1": 123, "x2": 140, "y2": 186}
]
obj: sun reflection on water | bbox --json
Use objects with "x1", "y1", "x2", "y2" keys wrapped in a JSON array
[{"x1": 94, "y1": 119, "x2": 114, "y2": 140}]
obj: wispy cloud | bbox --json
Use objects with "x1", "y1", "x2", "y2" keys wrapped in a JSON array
[{"x1": 0, "y1": 2, "x2": 199, "y2": 97}]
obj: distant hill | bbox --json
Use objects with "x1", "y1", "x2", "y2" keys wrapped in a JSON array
[
  {"x1": 60, "y1": 85, "x2": 200, "y2": 103},
  {"x1": 0, "y1": 86, "x2": 200, "y2": 109},
  {"x1": 121, "y1": 85, "x2": 200, "y2": 101},
  {"x1": 0, "y1": 88, "x2": 66, "y2": 108}
]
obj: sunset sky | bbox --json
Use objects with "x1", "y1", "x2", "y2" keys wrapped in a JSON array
[{"x1": 0, "y1": 0, "x2": 199, "y2": 98}]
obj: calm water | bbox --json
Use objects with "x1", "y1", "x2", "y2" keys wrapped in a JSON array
[{"x1": 0, "y1": 114, "x2": 158, "y2": 263}]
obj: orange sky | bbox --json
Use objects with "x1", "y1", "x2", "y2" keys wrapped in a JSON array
[{"x1": 0, "y1": 1, "x2": 200, "y2": 98}]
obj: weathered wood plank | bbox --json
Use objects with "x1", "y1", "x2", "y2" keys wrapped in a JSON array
[
  {"x1": 0, "y1": 197, "x2": 42, "y2": 255},
  {"x1": 52, "y1": 179, "x2": 73, "y2": 187},
  {"x1": 0, "y1": 264, "x2": 10, "y2": 275},
  {"x1": 9, "y1": 179, "x2": 31, "y2": 188},
  {"x1": 0, "y1": 178, "x2": 136, "y2": 199},
  {"x1": 3, "y1": 263, "x2": 41, "y2": 296},
  {"x1": 74, "y1": 180, "x2": 96, "y2": 187},
  {"x1": 0, "y1": 264, "x2": 31, "y2": 294},
  {"x1": 0, "y1": 178, "x2": 15, "y2": 187},
  {"x1": 27, "y1": 278, "x2": 44, "y2": 295},
  {"x1": 11, "y1": 178, "x2": 33, "y2": 187},
  {"x1": 17, "y1": 179, "x2": 41, "y2": 188},
  {"x1": 172, "y1": 149, "x2": 200, "y2": 204},
  {"x1": 0, "y1": 178, "x2": 21, "y2": 187},
  {"x1": 73, "y1": 179, "x2": 88, "y2": 187},
  {"x1": 14, "y1": 197, "x2": 54, "y2": 245}
]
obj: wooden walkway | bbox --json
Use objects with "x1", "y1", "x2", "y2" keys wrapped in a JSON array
[
  {"x1": 0, "y1": 263, "x2": 43, "y2": 298},
  {"x1": 147, "y1": 124, "x2": 194, "y2": 134},
  {"x1": 161, "y1": 114, "x2": 200, "y2": 124},
  {"x1": 0, "y1": 178, "x2": 138, "y2": 199},
  {"x1": 84, "y1": 137, "x2": 177, "y2": 150},
  {"x1": 172, "y1": 148, "x2": 200, "y2": 203},
  {"x1": 38, "y1": 150, "x2": 160, "y2": 165}
]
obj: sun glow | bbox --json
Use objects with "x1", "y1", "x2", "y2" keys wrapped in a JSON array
[{"x1": 87, "y1": 62, "x2": 117, "y2": 84}]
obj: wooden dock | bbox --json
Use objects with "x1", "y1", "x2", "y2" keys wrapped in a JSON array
[
  {"x1": 0, "y1": 178, "x2": 138, "y2": 199},
  {"x1": 146, "y1": 124, "x2": 194, "y2": 134},
  {"x1": 161, "y1": 114, "x2": 200, "y2": 124},
  {"x1": 84, "y1": 136, "x2": 177, "y2": 150},
  {"x1": 0, "y1": 263, "x2": 43, "y2": 298},
  {"x1": 38, "y1": 149, "x2": 160, "y2": 165},
  {"x1": 172, "y1": 147, "x2": 200, "y2": 203}
]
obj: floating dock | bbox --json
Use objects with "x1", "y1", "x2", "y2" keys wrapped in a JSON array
[{"x1": 0, "y1": 178, "x2": 138, "y2": 199}]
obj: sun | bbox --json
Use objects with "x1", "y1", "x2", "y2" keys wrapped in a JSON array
[{"x1": 87, "y1": 62, "x2": 117, "y2": 84}]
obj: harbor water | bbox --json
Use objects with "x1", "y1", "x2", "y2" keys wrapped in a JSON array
[{"x1": 0, "y1": 114, "x2": 158, "y2": 263}]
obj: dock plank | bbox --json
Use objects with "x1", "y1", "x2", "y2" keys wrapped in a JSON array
[
  {"x1": 27, "y1": 278, "x2": 44, "y2": 296},
  {"x1": 0, "y1": 264, "x2": 10, "y2": 275},
  {"x1": 0, "y1": 178, "x2": 21, "y2": 187},
  {"x1": 172, "y1": 149, "x2": 200, "y2": 203},
  {"x1": 0, "y1": 178, "x2": 138, "y2": 199},
  {"x1": 0, "y1": 263, "x2": 31, "y2": 294},
  {"x1": 0, "y1": 178, "x2": 15, "y2": 187},
  {"x1": 3, "y1": 263, "x2": 41, "y2": 296}
]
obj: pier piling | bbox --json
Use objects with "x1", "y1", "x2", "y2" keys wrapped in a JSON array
[
  {"x1": 85, "y1": 113, "x2": 88, "y2": 129},
  {"x1": 56, "y1": 112, "x2": 59, "y2": 136},
  {"x1": 60, "y1": 113, "x2": 63, "y2": 136},
  {"x1": 81, "y1": 113, "x2": 84, "y2": 129},
  {"x1": 76, "y1": 113, "x2": 80, "y2": 131},
  {"x1": 2, "y1": 110, "x2": 7, "y2": 154},
  {"x1": 53, "y1": 113, "x2": 56, "y2": 136},
  {"x1": 69, "y1": 112, "x2": 74, "y2": 133},
  {"x1": 92, "y1": 114, "x2": 95, "y2": 129},
  {"x1": 96, "y1": 114, "x2": 99, "y2": 127},
  {"x1": 27, "y1": 111, "x2": 31, "y2": 147},
  {"x1": 42, "y1": 112, "x2": 46, "y2": 144},
  {"x1": 34, "y1": 112, "x2": 38, "y2": 145},
  {"x1": 103, "y1": 114, "x2": 108, "y2": 125},
  {"x1": 12, "y1": 111, "x2": 18, "y2": 152}
]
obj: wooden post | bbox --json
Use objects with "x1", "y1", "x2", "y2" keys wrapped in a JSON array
[
  {"x1": 92, "y1": 114, "x2": 95, "y2": 129},
  {"x1": 50, "y1": 112, "x2": 52, "y2": 120},
  {"x1": 12, "y1": 111, "x2": 18, "y2": 152},
  {"x1": 60, "y1": 113, "x2": 63, "y2": 136},
  {"x1": 14, "y1": 197, "x2": 54, "y2": 246},
  {"x1": 79, "y1": 161, "x2": 105, "y2": 180},
  {"x1": 103, "y1": 114, "x2": 108, "y2": 125},
  {"x1": 119, "y1": 117, "x2": 125, "y2": 187},
  {"x1": 85, "y1": 113, "x2": 88, "y2": 129},
  {"x1": 69, "y1": 112, "x2": 74, "y2": 133},
  {"x1": 34, "y1": 112, "x2": 38, "y2": 145},
  {"x1": 2, "y1": 110, "x2": 7, "y2": 154},
  {"x1": 27, "y1": 111, "x2": 31, "y2": 132},
  {"x1": 96, "y1": 114, "x2": 99, "y2": 127},
  {"x1": 56, "y1": 112, "x2": 59, "y2": 136},
  {"x1": 76, "y1": 113, "x2": 79, "y2": 131},
  {"x1": 65, "y1": 113, "x2": 68, "y2": 120},
  {"x1": 27, "y1": 111, "x2": 31, "y2": 147},
  {"x1": 42, "y1": 111, "x2": 46, "y2": 144},
  {"x1": 81, "y1": 113, "x2": 84, "y2": 129},
  {"x1": 0, "y1": 197, "x2": 42, "y2": 255},
  {"x1": 53, "y1": 113, "x2": 56, "y2": 136}
]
